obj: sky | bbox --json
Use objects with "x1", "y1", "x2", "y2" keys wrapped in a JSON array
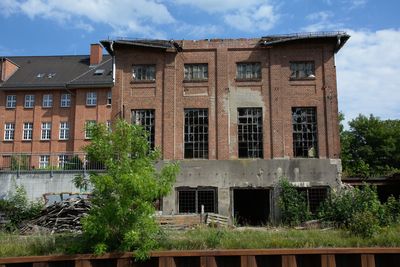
[{"x1": 0, "y1": 0, "x2": 399, "y2": 126}]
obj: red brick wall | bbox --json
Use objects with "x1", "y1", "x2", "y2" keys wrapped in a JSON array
[{"x1": 113, "y1": 38, "x2": 341, "y2": 160}]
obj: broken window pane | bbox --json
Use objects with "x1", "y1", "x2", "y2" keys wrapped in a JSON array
[
  {"x1": 132, "y1": 109, "x2": 155, "y2": 149},
  {"x1": 184, "y1": 64, "x2": 208, "y2": 80},
  {"x1": 292, "y1": 107, "x2": 318, "y2": 158},
  {"x1": 290, "y1": 61, "x2": 315, "y2": 79},
  {"x1": 236, "y1": 62, "x2": 261, "y2": 80},
  {"x1": 238, "y1": 108, "x2": 263, "y2": 158},
  {"x1": 132, "y1": 64, "x2": 156, "y2": 81},
  {"x1": 184, "y1": 109, "x2": 208, "y2": 159}
]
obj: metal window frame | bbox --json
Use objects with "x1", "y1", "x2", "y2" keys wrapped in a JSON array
[
  {"x1": 132, "y1": 64, "x2": 156, "y2": 81},
  {"x1": 132, "y1": 109, "x2": 155, "y2": 149},
  {"x1": 292, "y1": 107, "x2": 318, "y2": 158},
  {"x1": 177, "y1": 187, "x2": 217, "y2": 214},
  {"x1": 184, "y1": 108, "x2": 209, "y2": 159},
  {"x1": 290, "y1": 61, "x2": 315, "y2": 79},
  {"x1": 184, "y1": 63, "x2": 208, "y2": 81},
  {"x1": 237, "y1": 107, "x2": 263, "y2": 158},
  {"x1": 236, "y1": 62, "x2": 261, "y2": 80}
]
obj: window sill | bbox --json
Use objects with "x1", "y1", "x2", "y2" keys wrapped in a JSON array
[
  {"x1": 60, "y1": 106, "x2": 71, "y2": 108},
  {"x1": 131, "y1": 80, "x2": 156, "y2": 84},
  {"x1": 5, "y1": 107, "x2": 16, "y2": 109},
  {"x1": 3, "y1": 140, "x2": 14, "y2": 142},
  {"x1": 289, "y1": 77, "x2": 316, "y2": 81},
  {"x1": 24, "y1": 107, "x2": 34, "y2": 109},
  {"x1": 22, "y1": 139, "x2": 32, "y2": 142},
  {"x1": 42, "y1": 106, "x2": 53, "y2": 109},
  {"x1": 86, "y1": 104, "x2": 97, "y2": 107},
  {"x1": 183, "y1": 79, "x2": 208, "y2": 83},
  {"x1": 40, "y1": 139, "x2": 51, "y2": 142},
  {"x1": 59, "y1": 139, "x2": 69, "y2": 141},
  {"x1": 235, "y1": 78, "x2": 262, "y2": 82}
]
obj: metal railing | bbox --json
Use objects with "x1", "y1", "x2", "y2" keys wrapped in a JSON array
[{"x1": 0, "y1": 153, "x2": 105, "y2": 174}]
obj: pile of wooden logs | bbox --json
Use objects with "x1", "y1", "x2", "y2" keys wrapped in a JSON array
[{"x1": 20, "y1": 198, "x2": 91, "y2": 234}]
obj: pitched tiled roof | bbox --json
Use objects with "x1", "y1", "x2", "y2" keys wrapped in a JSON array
[{"x1": 0, "y1": 55, "x2": 113, "y2": 89}]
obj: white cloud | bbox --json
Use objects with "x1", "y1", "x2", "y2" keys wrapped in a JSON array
[
  {"x1": 337, "y1": 29, "x2": 400, "y2": 123},
  {"x1": 302, "y1": 11, "x2": 343, "y2": 32},
  {"x1": 172, "y1": 0, "x2": 279, "y2": 32},
  {"x1": 175, "y1": 24, "x2": 220, "y2": 38},
  {"x1": 0, "y1": 0, "x2": 175, "y2": 37}
]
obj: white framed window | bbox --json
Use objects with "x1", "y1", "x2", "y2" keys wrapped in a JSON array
[
  {"x1": 107, "y1": 91, "x2": 112, "y2": 105},
  {"x1": 6, "y1": 95, "x2": 16, "y2": 108},
  {"x1": 58, "y1": 155, "x2": 69, "y2": 168},
  {"x1": 59, "y1": 122, "x2": 69, "y2": 140},
  {"x1": 39, "y1": 155, "x2": 50, "y2": 169},
  {"x1": 42, "y1": 94, "x2": 53, "y2": 108},
  {"x1": 4, "y1": 123, "x2": 15, "y2": 141},
  {"x1": 85, "y1": 120, "x2": 96, "y2": 139},
  {"x1": 86, "y1": 92, "x2": 97, "y2": 106},
  {"x1": 41, "y1": 122, "x2": 51, "y2": 140},
  {"x1": 60, "y1": 94, "x2": 71, "y2": 107},
  {"x1": 24, "y1": 95, "x2": 35, "y2": 108},
  {"x1": 23, "y1": 122, "x2": 33, "y2": 140}
]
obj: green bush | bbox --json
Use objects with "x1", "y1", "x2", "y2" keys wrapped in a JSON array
[
  {"x1": 0, "y1": 185, "x2": 43, "y2": 231},
  {"x1": 318, "y1": 184, "x2": 383, "y2": 228},
  {"x1": 348, "y1": 210, "x2": 380, "y2": 238},
  {"x1": 277, "y1": 178, "x2": 311, "y2": 226},
  {"x1": 382, "y1": 195, "x2": 400, "y2": 225}
]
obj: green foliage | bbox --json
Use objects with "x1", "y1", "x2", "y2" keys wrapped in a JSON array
[
  {"x1": 277, "y1": 178, "x2": 311, "y2": 226},
  {"x1": 10, "y1": 155, "x2": 30, "y2": 171},
  {"x1": 73, "y1": 119, "x2": 179, "y2": 260},
  {"x1": 382, "y1": 195, "x2": 400, "y2": 225},
  {"x1": 348, "y1": 211, "x2": 381, "y2": 238},
  {"x1": 318, "y1": 184, "x2": 384, "y2": 228},
  {"x1": 0, "y1": 185, "x2": 43, "y2": 231},
  {"x1": 64, "y1": 156, "x2": 83, "y2": 170},
  {"x1": 340, "y1": 114, "x2": 400, "y2": 178}
]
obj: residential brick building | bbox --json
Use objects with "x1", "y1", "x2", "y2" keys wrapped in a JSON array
[
  {"x1": 100, "y1": 32, "x2": 350, "y2": 224},
  {"x1": 0, "y1": 44, "x2": 113, "y2": 169}
]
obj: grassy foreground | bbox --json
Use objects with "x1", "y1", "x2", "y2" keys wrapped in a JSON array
[{"x1": 1, "y1": 225, "x2": 400, "y2": 257}]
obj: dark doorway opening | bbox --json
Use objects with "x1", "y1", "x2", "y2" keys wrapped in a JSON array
[{"x1": 233, "y1": 188, "x2": 270, "y2": 226}]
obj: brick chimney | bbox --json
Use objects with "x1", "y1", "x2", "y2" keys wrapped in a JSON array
[
  {"x1": 0, "y1": 58, "x2": 19, "y2": 82},
  {"x1": 90, "y1": 44, "x2": 103, "y2": 66}
]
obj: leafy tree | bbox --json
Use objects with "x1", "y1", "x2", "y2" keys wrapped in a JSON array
[
  {"x1": 74, "y1": 119, "x2": 179, "y2": 259},
  {"x1": 340, "y1": 114, "x2": 400, "y2": 178}
]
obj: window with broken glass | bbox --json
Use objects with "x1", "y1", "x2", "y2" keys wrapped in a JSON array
[
  {"x1": 292, "y1": 107, "x2": 318, "y2": 158},
  {"x1": 132, "y1": 109, "x2": 155, "y2": 149},
  {"x1": 184, "y1": 64, "x2": 208, "y2": 81},
  {"x1": 184, "y1": 109, "x2": 208, "y2": 159},
  {"x1": 177, "y1": 187, "x2": 217, "y2": 213},
  {"x1": 290, "y1": 61, "x2": 315, "y2": 79},
  {"x1": 296, "y1": 187, "x2": 328, "y2": 214},
  {"x1": 238, "y1": 108, "x2": 263, "y2": 158},
  {"x1": 132, "y1": 64, "x2": 156, "y2": 81},
  {"x1": 236, "y1": 62, "x2": 261, "y2": 80}
]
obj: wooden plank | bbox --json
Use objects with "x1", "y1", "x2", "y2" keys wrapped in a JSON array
[
  {"x1": 75, "y1": 260, "x2": 92, "y2": 267},
  {"x1": 200, "y1": 257, "x2": 207, "y2": 267},
  {"x1": 205, "y1": 256, "x2": 217, "y2": 267},
  {"x1": 282, "y1": 255, "x2": 297, "y2": 267},
  {"x1": 240, "y1": 255, "x2": 256, "y2": 267},
  {"x1": 361, "y1": 254, "x2": 376, "y2": 267},
  {"x1": 159, "y1": 257, "x2": 175, "y2": 267},
  {"x1": 117, "y1": 258, "x2": 132, "y2": 267},
  {"x1": 321, "y1": 255, "x2": 336, "y2": 267}
]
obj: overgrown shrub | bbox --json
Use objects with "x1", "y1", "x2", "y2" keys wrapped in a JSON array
[
  {"x1": 277, "y1": 178, "x2": 311, "y2": 226},
  {"x1": 318, "y1": 184, "x2": 383, "y2": 228},
  {"x1": 382, "y1": 195, "x2": 400, "y2": 225},
  {"x1": 348, "y1": 210, "x2": 380, "y2": 238},
  {"x1": 0, "y1": 185, "x2": 43, "y2": 231}
]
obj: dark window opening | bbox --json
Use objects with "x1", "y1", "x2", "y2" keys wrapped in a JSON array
[
  {"x1": 296, "y1": 187, "x2": 328, "y2": 214},
  {"x1": 290, "y1": 61, "x2": 315, "y2": 79},
  {"x1": 236, "y1": 62, "x2": 261, "y2": 80},
  {"x1": 178, "y1": 188, "x2": 217, "y2": 213},
  {"x1": 132, "y1": 109, "x2": 155, "y2": 149},
  {"x1": 292, "y1": 107, "x2": 318, "y2": 158},
  {"x1": 233, "y1": 188, "x2": 270, "y2": 226},
  {"x1": 184, "y1": 109, "x2": 208, "y2": 159},
  {"x1": 238, "y1": 108, "x2": 263, "y2": 158}
]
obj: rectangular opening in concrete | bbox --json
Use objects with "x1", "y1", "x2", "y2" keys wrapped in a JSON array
[
  {"x1": 296, "y1": 187, "x2": 328, "y2": 214},
  {"x1": 177, "y1": 187, "x2": 217, "y2": 213},
  {"x1": 233, "y1": 188, "x2": 270, "y2": 226},
  {"x1": 237, "y1": 108, "x2": 263, "y2": 158}
]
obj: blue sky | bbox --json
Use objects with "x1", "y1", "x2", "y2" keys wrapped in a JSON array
[{"x1": 0, "y1": 0, "x2": 399, "y2": 125}]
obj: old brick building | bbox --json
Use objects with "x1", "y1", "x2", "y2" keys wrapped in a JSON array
[
  {"x1": 100, "y1": 32, "x2": 350, "y2": 224},
  {"x1": 0, "y1": 32, "x2": 349, "y2": 224}
]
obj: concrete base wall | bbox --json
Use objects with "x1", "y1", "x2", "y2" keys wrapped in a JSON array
[{"x1": 0, "y1": 159, "x2": 341, "y2": 223}]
